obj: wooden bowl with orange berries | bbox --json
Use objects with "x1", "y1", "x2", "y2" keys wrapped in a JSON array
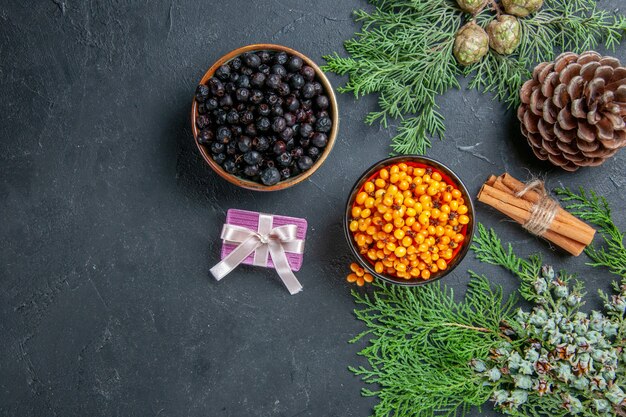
[{"x1": 344, "y1": 156, "x2": 475, "y2": 286}]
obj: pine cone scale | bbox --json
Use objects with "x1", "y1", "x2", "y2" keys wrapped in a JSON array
[{"x1": 518, "y1": 51, "x2": 626, "y2": 170}]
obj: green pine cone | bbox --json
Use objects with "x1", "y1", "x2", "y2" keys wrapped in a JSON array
[
  {"x1": 453, "y1": 22, "x2": 489, "y2": 66},
  {"x1": 502, "y1": 0, "x2": 543, "y2": 17},
  {"x1": 456, "y1": 0, "x2": 487, "y2": 14},
  {"x1": 487, "y1": 15, "x2": 521, "y2": 55}
]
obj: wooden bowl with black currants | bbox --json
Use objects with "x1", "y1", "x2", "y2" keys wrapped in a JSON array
[{"x1": 191, "y1": 44, "x2": 339, "y2": 191}]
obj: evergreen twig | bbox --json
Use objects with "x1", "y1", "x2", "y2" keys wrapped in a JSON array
[{"x1": 324, "y1": 0, "x2": 626, "y2": 154}]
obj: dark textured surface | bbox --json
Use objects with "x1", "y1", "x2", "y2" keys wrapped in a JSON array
[{"x1": 1, "y1": 1, "x2": 626, "y2": 416}]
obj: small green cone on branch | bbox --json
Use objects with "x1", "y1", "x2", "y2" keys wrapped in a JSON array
[
  {"x1": 453, "y1": 22, "x2": 489, "y2": 66},
  {"x1": 487, "y1": 15, "x2": 521, "y2": 55},
  {"x1": 456, "y1": 0, "x2": 487, "y2": 14},
  {"x1": 502, "y1": 0, "x2": 543, "y2": 17}
]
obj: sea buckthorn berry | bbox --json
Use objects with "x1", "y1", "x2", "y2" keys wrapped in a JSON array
[
  {"x1": 352, "y1": 206, "x2": 361, "y2": 218},
  {"x1": 366, "y1": 225, "x2": 377, "y2": 235},
  {"x1": 356, "y1": 192, "x2": 368, "y2": 205},
  {"x1": 387, "y1": 185, "x2": 398, "y2": 196},
  {"x1": 427, "y1": 185, "x2": 438, "y2": 196},
  {"x1": 383, "y1": 223, "x2": 394, "y2": 233},
  {"x1": 394, "y1": 229, "x2": 405, "y2": 240},
  {"x1": 375, "y1": 178, "x2": 386, "y2": 188},
  {"x1": 364, "y1": 197, "x2": 375, "y2": 209},
  {"x1": 432, "y1": 172, "x2": 442, "y2": 181},
  {"x1": 416, "y1": 184, "x2": 428, "y2": 195},
  {"x1": 398, "y1": 163, "x2": 408, "y2": 171},
  {"x1": 390, "y1": 173, "x2": 400, "y2": 184},
  {"x1": 457, "y1": 205, "x2": 468, "y2": 215},
  {"x1": 421, "y1": 269, "x2": 430, "y2": 279},
  {"x1": 349, "y1": 220, "x2": 358, "y2": 232},
  {"x1": 363, "y1": 273, "x2": 374, "y2": 283},
  {"x1": 459, "y1": 215, "x2": 470, "y2": 225},
  {"x1": 450, "y1": 200, "x2": 459, "y2": 211},
  {"x1": 405, "y1": 216, "x2": 416, "y2": 227},
  {"x1": 360, "y1": 208, "x2": 371, "y2": 218},
  {"x1": 386, "y1": 242, "x2": 396, "y2": 252},
  {"x1": 437, "y1": 259, "x2": 447, "y2": 270},
  {"x1": 356, "y1": 277, "x2": 365, "y2": 287},
  {"x1": 375, "y1": 262, "x2": 384, "y2": 273},
  {"x1": 379, "y1": 169, "x2": 389, "y2": 180},
  {"x1": 398, "y1": 180, "x2": 409, "y2": 191},
  {"x1": 451, "y1": 189, "x2": 462, "y2": 199},
  {"x1": 347, "y1": 273, "x2": 358, "y2": 283},
  {"x1": 402, "y1": 236, "x2": 412, "y2": 247},
  {"x1": 350, "y1": 263, "x2": 360, "y2": 272},
  {"x1": 364, "y1": 182, "x2": 375, "y2": 193},
  {"x1": 393, "y1": 217, "x2": 405, "y2": 228},
  {"x1": 394, "y1": 246, "x2": 407, "y2": 257},
  {"x1": 390, "y1": 165, "x2": 399, "y2": 175}
]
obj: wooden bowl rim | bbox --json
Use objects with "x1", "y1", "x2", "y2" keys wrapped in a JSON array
[
  {"x1": 343, "y1": 155, "x2": 476, "y2": 286},
  {"x1": 191, "y1": 43, "x2": 339, "y2": 192}
]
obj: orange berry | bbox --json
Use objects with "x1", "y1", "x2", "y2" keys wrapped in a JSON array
[
  {"x1": 379, "y1": 169, "x2": 389, "y2": 180},
  {"x1": 457, "y1": 205, "x2": 468, "y2": 215},
  {"x1": 363, "y1": 273, "x2": 374, "y2": 283},
  {"x1": 356, "y1": 277, "x2": 365, "y2": 287},
  {"x1": 394, "y1": 246, "x2": 407, "y2": 258},
  {"x1": 364, "y1": 182, "x2": 375, "y2": 193},
  {"x1": 356, "y1": 192, "x2": 368, "y2": 205},
  {"x1": 421, "y1": 269, "x2": 431, "y2": 279},
  {"x1": 347, "y1": 273, "x2": 358, "y2": 283},
  {"x1": 437, "y1": 259, "x2": 447, "y2": 270},
  {"x1": 394, "y1": 229, "x2": 405, "y2": 240},
  {"x1": 375, "y1": 262, "x2": 384, "y2": 274},
  {"x1": 459, "y1": 215, "x2": 470, "y2": 225}
]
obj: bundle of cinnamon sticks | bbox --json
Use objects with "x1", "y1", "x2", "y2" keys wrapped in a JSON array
[{"x1": 477, "y1": 173, "x2": 595, "y2": 256}]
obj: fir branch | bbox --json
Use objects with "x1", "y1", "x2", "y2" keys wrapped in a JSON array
[
  {"x1": 555, "y1": 187, "x2": 626, "y2": 279},
  {"x1": 472, "y1": 223, "x2": 543, "y2": 302},
  {"x1": 325, "y1": 0, "x2": 626, "y2": 154},
  {"x1": 350, "y1": 276, "x2": 517, "y2": 417}
]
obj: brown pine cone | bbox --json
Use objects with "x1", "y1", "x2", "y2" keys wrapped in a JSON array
[{"x1": 518, "y1": 51, "x2": 626, "y2": 171}]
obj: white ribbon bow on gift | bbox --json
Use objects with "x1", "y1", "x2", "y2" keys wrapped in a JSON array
[{"x1": 210, "y1": 214, "x2": 304, "y2": 295}]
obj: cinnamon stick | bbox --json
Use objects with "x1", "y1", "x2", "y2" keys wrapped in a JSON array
[
  {"x1": 477, "y1": 173, "x2": 596, "y2": 256},
  {"x1": 477, "y1": 187, "x2": 587, "y2": 256},
  {"x1": 480, "y1": 184, "x2": 594, "y2": 245},
  {"x1": 501, "y1": 173, "x2": 594, "y2": 234}
]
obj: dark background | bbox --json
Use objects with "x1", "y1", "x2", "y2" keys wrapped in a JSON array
[{"x1": 1, "y1": 1, "x2": 625, "y2": 416}]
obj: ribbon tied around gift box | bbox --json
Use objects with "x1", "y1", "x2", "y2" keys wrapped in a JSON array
[{"x1": 210, "y1": 214, "x2": 305, "y2": 295}]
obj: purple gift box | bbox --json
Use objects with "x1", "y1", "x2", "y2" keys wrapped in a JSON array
[{"x1": 220, "y1": 209, "x2": 307, "y2": 271}]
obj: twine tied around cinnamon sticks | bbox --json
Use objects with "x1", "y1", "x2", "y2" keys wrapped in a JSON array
[
  {"x1": 477, "y1": 174, "x2": 596, "y2": 256},
  {"x1": 515, "y1": 180, "x2": 559, "y2": 237}
]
